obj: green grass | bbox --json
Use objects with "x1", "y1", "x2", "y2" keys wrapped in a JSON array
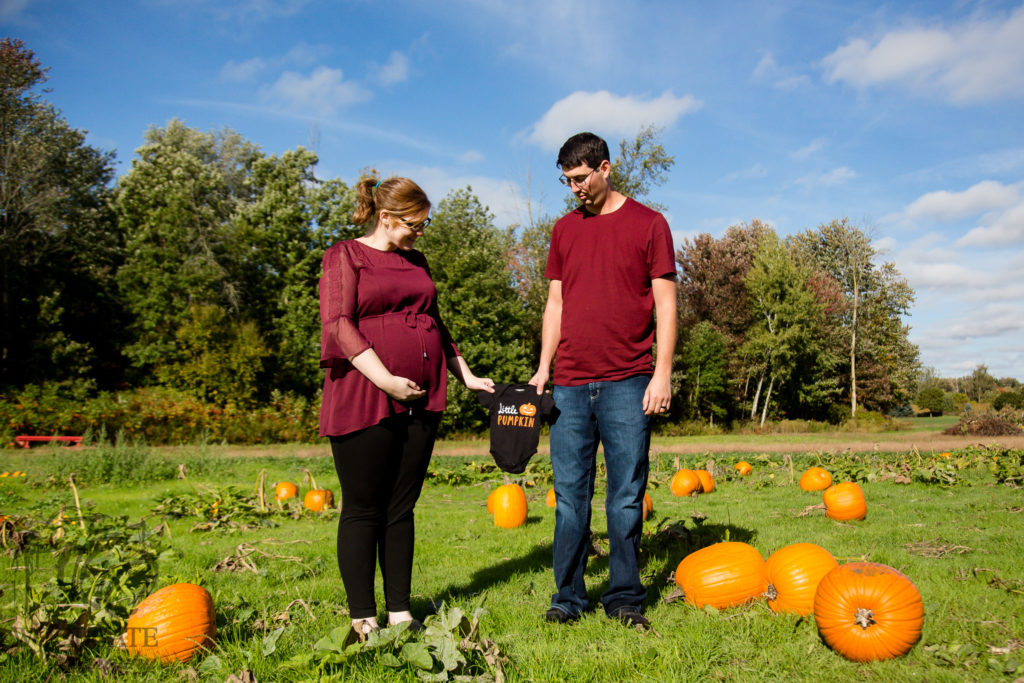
[{"x1": 1, "y1": 438, "x2": 1023, "y2": 681}]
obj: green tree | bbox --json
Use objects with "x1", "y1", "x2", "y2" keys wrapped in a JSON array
[
  {"x1": 420, "y1": 188, "x2": 534, "y2": 435},
  {"x1": 679, "y1": 321, "x2": 729, "y2": 423},
  {"x1": 233, "y1": 150, "x2": 358, "y2": 395},
  {"x1": 916, "y1": 386, "x2": 945, "y2": 416},
  {"x1": 115, "y1": 120, "x2": 260, "y2": 376},
  {"x1": 156, "y1": 303, "x2": 268, "y2": 405},
  {"x1": 793, "y1": 219, "x2": 919, "y2": 415},
  {"x1": 963, "y1": 364, "x2": 998, "y2": 403},
  {"x1": 741, "y1": 231, "x2": 831, "y2": 427},
  {"x1": 0, "y1": 38, "x2": 122, "y2": 388}
]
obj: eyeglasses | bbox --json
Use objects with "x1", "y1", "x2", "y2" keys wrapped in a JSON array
[
  {"x1": 393, "y1": 215, "x2": 432, "y2": 233},
  {"x1": 558, "y1": 168, "x2": 597, "y2": 187}
]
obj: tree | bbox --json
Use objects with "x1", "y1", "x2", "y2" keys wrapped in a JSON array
[
  {"x1": 679, "y1": 321, "x2": 729, "y2": 423},
  {"x1": 0, "y1": 38, "x2": 123, "y2": 388},
  {"x1": 963, "y1": 364, "x2": 998, "y2": 403},
  {"x1": 916, "y1": 386, "x2": 945, "y2": 416},
  {"x1": 115, "y1": 120, "x2": 260, "y2": 376},
  {"x1": 420, "y1": 188, "x2": 534, "y2": 434},
  {"x1": 740, "y1": 230, "x2": 830, "y2": 427},
  {"x1": 793, "y1": 220, "x2": 919, "y2": 415}
]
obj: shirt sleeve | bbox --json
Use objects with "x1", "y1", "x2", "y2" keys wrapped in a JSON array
[
  {"x1": 319, "y1": 243, "x2": 372, "y2": 368},
  {"x1": 648, "y1": 213, "x2": 677, "y2": 280}
]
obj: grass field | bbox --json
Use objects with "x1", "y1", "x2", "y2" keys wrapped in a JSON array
[{"x1": 1, "y1": 422, "x2": 1023, "y2": 681}]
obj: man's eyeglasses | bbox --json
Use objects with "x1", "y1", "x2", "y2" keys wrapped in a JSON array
[
  {"x1": 394, "y1": 215, "x2": 432, "y2": 233},
  {"x1": 558, "y1": 168, "x2": 597, "y2": 188}
]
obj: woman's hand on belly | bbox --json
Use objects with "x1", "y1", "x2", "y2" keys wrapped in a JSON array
[
  {"x1": 350, "y1": 348, "x2": 428, "y2": 401},
  {"x1": 383, "y1": 376, "x2": 428, "y2": 402}
]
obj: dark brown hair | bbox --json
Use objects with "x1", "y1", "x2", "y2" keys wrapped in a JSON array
[
  {"x1": 352, "y1": 176, "x2": 431, "y2": 229},
  {"x1": 556, "y1": 132, "x2": 610, "y2": 171}
]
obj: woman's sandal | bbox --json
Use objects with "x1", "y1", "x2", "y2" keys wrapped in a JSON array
[{"x1": 343, "y1": 618, "x2": 379, "y2": 646}]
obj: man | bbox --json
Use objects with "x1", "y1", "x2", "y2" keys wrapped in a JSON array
[{"x1": 529, "y1": 132, "x2": 677, "y2": 630}]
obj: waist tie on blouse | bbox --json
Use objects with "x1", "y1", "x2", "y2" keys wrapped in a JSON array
[{"x1": 359, "y1": 311, "x2": 436, "y2": 331}]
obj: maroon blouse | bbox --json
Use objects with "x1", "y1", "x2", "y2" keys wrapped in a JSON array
[{"x1": 318, "y1": 240, "x2": 459, "y2": 437}]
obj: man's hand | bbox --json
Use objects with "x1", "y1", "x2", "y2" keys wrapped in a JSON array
[
  {"x1": 643, "y1": 375, "x2": 672, "y2": 415},
  {"x1": 528, "y1": 368, "x2": 549, "y2": 395}
]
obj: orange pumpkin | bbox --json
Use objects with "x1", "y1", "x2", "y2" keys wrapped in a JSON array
[
  {"x1": 674, "y1": 541, "x2": 767, "y2": 609},
  {"x1": 670, "y1": 469, "x2": 703, "y2": 497},
  {"x1": 124, "y1": 583, "x2": 216, "y2": 663},
  {"x1": 799, "y1": 466, "x2": 833, "y2": 491},
  {"x1": 694, "y1": 469, "x2": 715, "y2": 493},
  {"x1": 274, "y1": 481, "x2": 298, "y2": 501},
  {"x1": 303, "y1": 488, "x2": 335, "y2": 512},
  {"x1": 491, "y1": 483, "x2": 528, "y2": 528},
  {"x1": 546, "y1": 487, "x2": 556, "y2": 508},
  {"x1": 762, "y1": 542, "x2": 838, "y2": 616},
  {"x1": 642, "y1": 492, "x2": 653, "y2": 521},
  {"x1": 734, "y1": 461, "x2": 753, "y2": 476},
  {"x1": 823, "y1": 482, "x2": 866, "y2": 521},
  {"x1": 814, "y1": 562, "x2": 924, "y2": 662},
  {"x1": 519, "y1": 403, "x2": 537, "y2": 417}
]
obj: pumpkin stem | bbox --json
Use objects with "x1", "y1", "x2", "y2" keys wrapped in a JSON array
[
  {"x1": 299, "y1": 467, "x2": 318, "y2": 491},
  {"x1": 68, "y1": 474, "x2": 86, "y2": 534},
  {"x1": 762, "y1": 584, "x2": 778, "y2": 601},
  {"x1": 854, "y1": 607, "x2": 876, "y2": 629},
  {"x1": 255, "y1": 469, "x2": 267, "y2": 512}
]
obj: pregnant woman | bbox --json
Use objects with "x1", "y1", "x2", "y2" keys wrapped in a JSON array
[{"x1": 318, "y1": 176, "x2": 493, "y2": 640}]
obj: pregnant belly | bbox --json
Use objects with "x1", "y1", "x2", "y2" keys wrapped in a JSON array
[{"x1": 360, "y1": 314, "x2": 444, "y2": 390}]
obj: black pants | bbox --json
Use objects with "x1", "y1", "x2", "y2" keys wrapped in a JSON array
[{"x1": 329, "y1": 411, "x2": 440, "y2": 619}]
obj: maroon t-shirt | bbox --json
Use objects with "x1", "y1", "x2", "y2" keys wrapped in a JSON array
[
  {"x1": 545, "y1": 198, "x2": 676, "y2": 386},
  {"x1": 318, "y1": 240, "x2": 459, "y2": 437}
]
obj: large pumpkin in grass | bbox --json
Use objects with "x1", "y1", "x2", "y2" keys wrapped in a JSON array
[
  {"x1": 670, "y1": 469, "x2": 703, "y2": 497},
  {"x1": 823, "y1": 482, "x2": 866, "y2": 521},
  {"x1": 304, "y1": 488, "x2": 335, "y2": 512},
  {"x1": 799, "y1": 467, "x2": 833, "y2": 491},
  {"x1": 814, "y1": 562, "x2": 924, "y2": 662},
  {"x1": 124, "y1": 583, "x2": 216, "y2": 663},
  {"x1": 491, "y1": 483, "x2": 528, "y2": 528},
  {"x1": 762, "y1": 542, "x2": 838, "y2": 616},
  {"x1": 694, "y1": 470, "x2": 715, "y2": 493},
  {"x1": 674, "y1": 541, "x2": 767, "y2": 609}
]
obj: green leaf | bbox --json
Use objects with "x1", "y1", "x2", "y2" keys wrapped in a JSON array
[
  {"x1": 400, "y1": 641, "x2": 435, "y2": 670},
  {"x1": 262, "y1": 625, "x2": 286, "y2": 656}
]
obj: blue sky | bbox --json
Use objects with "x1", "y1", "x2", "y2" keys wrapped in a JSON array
[{"x1": 4, "y1": 0, "x2": 1023, "y2": 380}]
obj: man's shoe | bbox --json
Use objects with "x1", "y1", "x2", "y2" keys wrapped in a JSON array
[
  {"x1": 610, "y1": 606, "x2": 650, "y2": 631},
  {"x1": 544, "y1": 607, "x2": 578, "y2": 624}
]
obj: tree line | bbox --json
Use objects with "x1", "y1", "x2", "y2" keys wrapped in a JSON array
[{"x1": 3, "y1": 38, "x2": 929, "y2": 437}]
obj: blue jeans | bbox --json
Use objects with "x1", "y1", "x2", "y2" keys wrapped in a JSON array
[{"x1": 549, "y1": 374, "x2": 652, "y2": 617}]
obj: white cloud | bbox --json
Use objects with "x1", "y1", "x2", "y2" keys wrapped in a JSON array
[
  {"x1": 940, "y1": 304, "x2": 1024, "y2": 340},
  {"x1": 721, "y1": 164, "x2": 767, "y2": 182},
  {"x1": 525, "y1": 90, "x2": 703, "y2": 150},
  {"x1": 752, "y1": 51, "x2": 810, "y2": 90},
  {"x1": 221, "y1": 57, "x2": 266, "y2": 82},
  {"x1": 159, "y1": 0, "x2": 311, "y2": 22},
  {"x1": 906, "y1": 180, "x2": 1020, "y2": 221},
  {"x1": 458, "y1": 149, "x2": 484, "y2": 164},
  {"x1": 958, "y1": 202, "x2": 1024, "y2": 246},
  {"x1": 795, "y1": 166, "x2": 857, "y2": 187},
  {"x1": 259, "y1": 66, "x2": 371, "y2": 117},
  {"x1": 791, "y1": 138, "x2": 827, "y2": 160},
  {"x1": 371, "y1": 51, "x2": 410, "y2": 86},
  {"x1": 821, "y1": 5, "x2": 1024, "y2": 103},
  {"x1": 408, "y1": 167, "x2": 524, "y2": 227}
]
